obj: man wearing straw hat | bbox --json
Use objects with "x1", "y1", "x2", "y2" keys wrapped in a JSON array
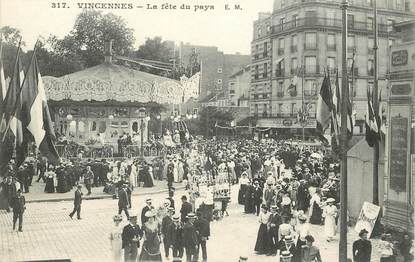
[
  {"x1": 169, "y1": 213, "x2": 184, "y2": 261},
  {"x1": 182, "y1": 213, "x2": 198, "y2": 262}
]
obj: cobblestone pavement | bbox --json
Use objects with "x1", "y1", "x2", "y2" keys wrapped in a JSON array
[
  {"x1": 22, "y1": 179, "x2": 181, "y2": 202},
  {"x1": 0, "y1": 185, "x2": 385, "y2": 262}
]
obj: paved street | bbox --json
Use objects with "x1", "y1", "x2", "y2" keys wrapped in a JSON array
[{"x1": 0, "y1": 186, "x2": 383, "y2": 262}]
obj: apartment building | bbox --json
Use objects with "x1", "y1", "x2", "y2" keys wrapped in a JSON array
[{"x1": 250, "y1": 0, "x2": 415, "y2": 136}]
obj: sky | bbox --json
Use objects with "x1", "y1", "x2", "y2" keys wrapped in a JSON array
[{"x1": 0, "y1": 0, "x2": 273, "y2": 55}]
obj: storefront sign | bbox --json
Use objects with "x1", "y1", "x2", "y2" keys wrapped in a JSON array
[
  {"x1": 392, "y1": 50, "x2": 408, "y2": 66},
  {"x1": 390, "y1": 116, "x2": 408, "y2": 193},
  {"x1": 355, "y1": 202, "x2": 381, "y2": 238},
  {"x1": 391, "y1": 84, "x2": 411, "y2": 96}
]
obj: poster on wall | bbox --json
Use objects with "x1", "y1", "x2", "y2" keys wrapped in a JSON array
[{"x1": 355, "y1": 202, "x2": 381, "y2": 238}]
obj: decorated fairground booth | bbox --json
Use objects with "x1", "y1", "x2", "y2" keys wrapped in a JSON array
[{"x1": 42, "y1": 47, "x2": 184, "y2": 158}]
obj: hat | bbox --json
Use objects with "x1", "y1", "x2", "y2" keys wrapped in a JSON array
[
  {"x1": 271, "y1": 205, "x2": 278, "y2": 210},
  {"x1": 186, "y1": 212, "x2": 196, "y2": 219},
  {"x1": 113, "y1": 215, "x2": 123, "y2": 222},
  {"x1": 167, "y1": 207, "x2": 175, "y2": 212},
  {"x1": 146, "y1": 197, "x2": 152, "y2": 202},
  {"x1": 145, "y1": 210, "x2": 157, "y2": 218},
  {"x1": 326, "y1": 198, "x2": 335, "y2": 203},
  {"x1": 298, "y1": 214, "x2": 307, "y2": 221},
  {"x1": 172, "y1": 214, "x2": 180, "y2": 221},
  {"x1": 129, "y1": 215, "x2": 138, "y2": 220},
  {"x1": 239, "y1": 256, "x2": 248, "y2": 261},
  {"x1": 284, "y1": 235, "x2": 294, "y2": 243},
  {"x1": 281, "y1": 197, "x2": 291, "y2": 206},
  {"x1": 359, "y1": 229, "x2": 369, "y2": 237},
  {"x1": 280, "y1": 251, "x2": 293, "y2": 258}
]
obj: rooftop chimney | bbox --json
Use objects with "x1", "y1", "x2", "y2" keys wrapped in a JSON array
[{"x1": 104, "y1": 40, "x2": 113, "y2": 63}]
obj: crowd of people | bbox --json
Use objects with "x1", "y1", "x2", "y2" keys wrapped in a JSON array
[{"x1": 1, "y1": 135, "x2": 414, "y2": 261}]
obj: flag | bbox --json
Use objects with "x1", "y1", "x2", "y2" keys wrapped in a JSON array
[
  {"x1": 0, "y1": 40, "x2": 6, "y2": 103},
  {"x1": 365, "y1": 87, "x2": 379, "y2": 147},
  {"x1": 0, "y1": 42, "x2": 24, "y2": 171},
  {"x1": 180, "y1": 72, "x2": 200, "y2": 101},
  {"x1": 17, "y1": 49, "x2": 60, "y2": 165},
  {"x1": 379, "y1": 90, "x2": 387, "y2": 141},
  {"x1": 316, "y1": 72, "x2": 333, "y2": 136}
]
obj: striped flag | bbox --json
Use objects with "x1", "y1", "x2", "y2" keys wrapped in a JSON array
[
  {"x1": 16, "y1": 49, "x2": 60, "y2": 165},
  {"x1": 0, "y1": 40, "x2": 6, "y2": 103},
  {"x1": 365, "y1": 87, "x2": 379, "y2": 147},
  {"x1": 0, "y1": 42, "x2": 24, "y2": 171},
  {"x1": 316, "y1": 72, "x2": 333, "y2": 136}
]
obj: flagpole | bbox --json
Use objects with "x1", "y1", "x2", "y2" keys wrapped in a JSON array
[
  {"x1": 339, "y1": 1, "x2": 349, "y2": 261},
  {"x1": 372, "y1": 0, "x2": 380, "y2": 206},
  {"x1": 301, "y1": 55, "x2": 305, "y2": 141}
]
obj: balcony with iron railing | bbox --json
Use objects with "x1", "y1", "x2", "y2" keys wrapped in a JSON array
[
  {"x1": 327, "y1": 44, "x2": 337, "y2": 51},
  {"x1": 304, "y1": 90, "x2": 318, "y2": 97},
  {"x1": 271, "y1": 17, "x2": 393, "y2": 36},
  {"x1": 304, "y1": 65, "x2": 321, "y2": 75},
  {"x1": 275, "y1": 69, "x2": 285, "y2": 77},
  {"x1": 291, "y1": 45, "x2": 298, "y2": 53}
]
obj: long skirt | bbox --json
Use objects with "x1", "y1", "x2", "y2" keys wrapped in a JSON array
[
  {"x1": 254, "y1": 224, "x2": 272, "y2": 254},
  {"x1": 324, "y1": 215, "x2": 337, "y2": 238},
  {"x1": 44, "y1": 178, "x2": 55, "y2": 193},
  {"x1": 238, "y1": 184, "x2": 247, "y2": 205},
  {"x1": 138, "y1": 244, "x2": 162, "y2": 261},
  {"x1": 310, "y1": 202, "x2": 322, "y2": 225}
]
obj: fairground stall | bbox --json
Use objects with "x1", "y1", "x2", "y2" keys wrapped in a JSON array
[{"x1": 43, "y1": 46, "x2": 183, "y2": 158}]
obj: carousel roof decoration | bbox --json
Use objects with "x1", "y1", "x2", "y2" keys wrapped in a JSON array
[{"x1": 43, "y1": 41, "x2": 183, "y2": 104}]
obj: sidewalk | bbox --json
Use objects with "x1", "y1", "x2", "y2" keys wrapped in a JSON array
[{"x1": 23, "y1": 179, "x2": 184, "y2": 203}]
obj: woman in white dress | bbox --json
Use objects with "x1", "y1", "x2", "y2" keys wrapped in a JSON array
[
  {"x1": 322, "y1": 198, "x2": 338, "y2": 242},
  {"x1": 109, "y1": 215, "x2": 123, "y2": 261},
  {"x1": 129, "y1": 163, "x2": 138, "y2": 188}
]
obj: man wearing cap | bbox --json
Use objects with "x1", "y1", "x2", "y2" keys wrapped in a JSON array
[
  {"x1": 180, "y1": 195, "x2": 193, "y2": 223},
  {"x1": 118, "y1": 184, "x2": 130, "y2": 220},
  {"x1": 268, "y1": 205, "x2": 282, "y2": 254},
  {"x1": 168, "y1": 213, "x2": 184, "y2": 260},
  {"x1": 122, "y1": 216, "x2": 143, "y2": 262},
  {"x1": 162, "y1": 207, "x2": 175, "y2": 260},
  {"x1": 183, "y1": 213, "x2": 198, "y2": 262},
  {"x1": 141, "y1": 198, "x2": 154, "y2": 226},
  {"x1": 12, "y1": 189, "x2": 26, "y2": 232},
  {"x1": 352, "y1": 229, "x2": 371, "y2": 262},
  {"x1": 69, "y1": 185, "x2": 83, "y2": 220},
  {"x1": 194, "y1": 210, "x2": 210, "y2": 262}
]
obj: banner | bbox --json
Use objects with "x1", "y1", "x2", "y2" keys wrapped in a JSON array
[{"x1": 354, "y1": 201, "x2": 380, "y2": 238}]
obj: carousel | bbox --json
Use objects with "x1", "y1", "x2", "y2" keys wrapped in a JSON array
[{"x1": 42, "y1": 42, "x2": 184, "y2": 156}]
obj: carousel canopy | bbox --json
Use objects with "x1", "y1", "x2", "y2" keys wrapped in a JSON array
[{"x1": 43, "y1": 62, "x2": 183, "y2": 104}]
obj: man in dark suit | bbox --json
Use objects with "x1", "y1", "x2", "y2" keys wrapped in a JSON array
[
  {"x1": 140, "y1": 197, "x2": 154, "y2": 226},
  {"x1": 252, "y1": 180, "x2": 263, "y2": 216},
  {"x1": 195, "y1": 210, "x2": 210, "y2": 262},
  {"x1": 167, "y1": 188, "x2": 175, "y2": 209},
  {"x1": 268, "y1": 205, "x2": 282, "y2": 253},
  {"x1": 168, "y1": 213, "x2": 184, "y2": 260},
  {"x1": 69, "y1": 185, "x2": 83, "y2": 219},
  {"x1": 122, "y1": 216, "x2": 142, "y2": 262},
  {"x1": 182, "y1": 213, "x2": 198, "y2": 262},
  {"x1": 263, "y1": 183, "x2": 275, "y2": 209},
  {"x1": 12, "y1": 189, "x2": 26, "y2": 232},
  {"x1": 162, "y1": 207, "x2": 175, "y2": 259},
  {"x1": 180, "y1": 195, "x2": 193, "y2": 223},
  {"x1": 352, "y1": 229, "x2": 372, "y2": 262},
  {"x1": 118, "y1": 184, "x2": 130, "y2": 220}
]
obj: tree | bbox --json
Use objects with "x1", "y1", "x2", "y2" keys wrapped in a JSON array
[
  {"x1": 0, "y1": 26, "x2": 26, "y2": 78},
  {"x1": 70, "y1": 10, "x2": 135, "y2": 67}
]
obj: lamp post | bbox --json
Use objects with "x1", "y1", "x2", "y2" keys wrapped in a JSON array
[{"x1": 138, "y1": 107, "x2": 146, "y2": 158}]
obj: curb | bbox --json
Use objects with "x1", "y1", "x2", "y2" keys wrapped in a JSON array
[{"x1": 26, "y1": 185, "x2": 185, "y2": 203}]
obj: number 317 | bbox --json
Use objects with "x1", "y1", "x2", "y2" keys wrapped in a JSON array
[{"x1": 51, "y1": 2, "x2": 67, "y2": 8}]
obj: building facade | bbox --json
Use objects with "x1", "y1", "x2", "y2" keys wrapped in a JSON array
[
  {"x1": 179, "y1": 43, "x2": 250, "y2": 100},
  {"x1": 228, "y1": 65, "x2": 251, "y2": 107},
  {"x1": 250, "y1": 0, "x2": 415, "y2": 136}
]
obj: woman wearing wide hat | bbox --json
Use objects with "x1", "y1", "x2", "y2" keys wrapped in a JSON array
[{"x1": 139, "y1": 210, "x2": 162, "y2": 261}]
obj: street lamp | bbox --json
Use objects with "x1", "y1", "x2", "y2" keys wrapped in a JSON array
[{"x1": 137, "y1": 107, "x2": 146, "y2": 158}]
